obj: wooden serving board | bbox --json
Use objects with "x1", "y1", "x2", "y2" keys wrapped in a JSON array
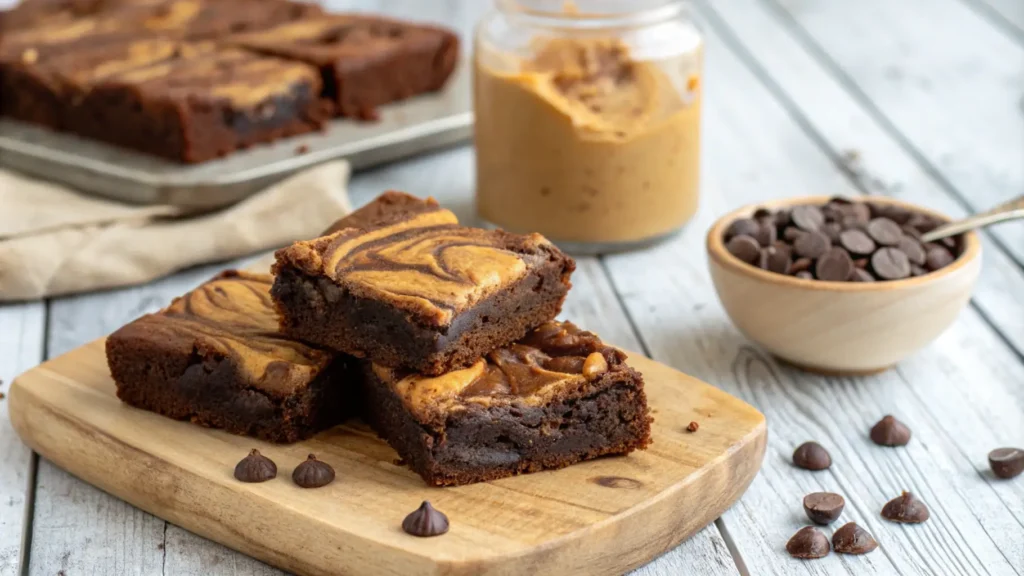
[{"x1": 9, "y1": 338, "x2": 766, "y2": 576}]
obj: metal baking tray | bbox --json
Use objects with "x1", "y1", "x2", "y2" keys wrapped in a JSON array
[{"x1": 0, "y1": 61, "x2": 472, "y2": 211}]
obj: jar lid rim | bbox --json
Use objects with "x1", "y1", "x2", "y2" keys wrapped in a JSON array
[{"x1": 496, "y1": 0, "x2": 688, "y2": 27}]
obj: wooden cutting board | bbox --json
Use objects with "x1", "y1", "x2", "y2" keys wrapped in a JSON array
[{"x1": 8, "y1": 338, "x2": 766, "y2": 576}]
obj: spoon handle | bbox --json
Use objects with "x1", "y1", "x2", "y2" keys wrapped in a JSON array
[{"x1": 920, "y1": 195, "x2": 1024, "y2": 243}]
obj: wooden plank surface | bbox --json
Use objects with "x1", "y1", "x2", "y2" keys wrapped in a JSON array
[
  {"x1": 698, "y1": 0, "x2": 1024, "y2": 357},
  {"x1": 596, "y1": 19, "x2": 1024, "y2": 575},
  {"x1": 964, "y1": 0, "x2": 1024, "y2": 38},
  {"x1": 10, "y1": 336, "x2": 765, "y2": 576},
  {"x1": 0, "y1": 304, "x2": 44, "y2": 576}
]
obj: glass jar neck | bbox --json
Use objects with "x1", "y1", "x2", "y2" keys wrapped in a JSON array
[{"x1": 496, "y1": 0, "x2": 687, "y2": 29}]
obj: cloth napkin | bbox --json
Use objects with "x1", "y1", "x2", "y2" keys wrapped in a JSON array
[{"x1": 0, "y1": 161, "x2": 352, "y2": 301}]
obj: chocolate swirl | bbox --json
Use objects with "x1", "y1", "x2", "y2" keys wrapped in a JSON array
[
  {"x1": 376, "y1": 321, "x2": 627, "y2": 422},
  {"x1": 123, "y1": 270, "x2": 332, "y2": 396},
  {"x1": 277, "y1": 209, "x2": 552, "y2": 326}
]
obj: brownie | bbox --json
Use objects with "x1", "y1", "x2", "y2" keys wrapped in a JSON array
[
  {"x1": 361, "y1": 320, "x2": 653, "y2": 486},
  {"x1": 229, "y1": 14, "x2": 459, "y2": 118},
  {"x1": 106, "y1": 270, "x2": 353, "y2": 443},
  {"x1": 271, "y1": 196, "x2": 575, "y2": 375},
  {"x1": 321, "y1": 190, "x2": 444, "y2": 236},
  {"x1": 69, "y1": 43, "x2": 331, "y2": 162}
]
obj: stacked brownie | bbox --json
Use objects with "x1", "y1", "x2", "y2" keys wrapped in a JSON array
[
  {"x1": 106, "y1": 192, "x2": 653, "y2": 486},
  {"x1": 0, "y1": 0, "x2": 458, "y2": 162}
]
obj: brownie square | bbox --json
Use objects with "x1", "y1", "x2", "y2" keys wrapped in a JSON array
[
  {"x1": 106, "y1": 270, "x2": 354, "y2": 443},
  {"x1": 271, "y1": 195, "x2": 575, "y2": 376},
  {"x1": 229, "y1": 14, "x2": 459, "y2": 118},
  {"x1": 70, "y1": 42, "x2": 331, "y2": 162},
  {"x1": 361, "y1": 320, "x2": 653, "y2": 486},
  {"x1": 321, "y1": 189, "x2": 445, "y2": 236}
]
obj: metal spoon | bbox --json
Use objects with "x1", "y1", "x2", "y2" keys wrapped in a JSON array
[{"x1": 920, "y1": 195, "x2": 1024, "y2": 243}]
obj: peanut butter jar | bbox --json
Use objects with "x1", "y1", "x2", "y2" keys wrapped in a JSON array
[{"x1": 474, "y1": 0, "x2": 703, "y2": 253}]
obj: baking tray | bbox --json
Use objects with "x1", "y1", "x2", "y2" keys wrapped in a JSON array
[{"x1": 0, "y1": 61, "x2": 472, "y2": 211}]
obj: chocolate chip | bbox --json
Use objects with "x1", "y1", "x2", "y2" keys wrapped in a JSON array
[
  {"x1": 854, "y1": 258, "x2": 869, "y2": 269},
  {"x1": 726, "y1": 235, "x2": 761, "y2": 265},
  {"x1": 870, "y1": 415, "x2": 911, "y2": 446},
  {"x1": 793, "y1": 231, "x2": 832, "y2": 259},
  {"x1": 832, "y1": 522, "x2": 878, "y2": 555},
  {"x1": 902, "y1": 224, "x2": 923, "y2": 239},
  {"x1": 803, "y1": 492, "x2": 845, "y2": 525},
  {"x1": 292, "y1": 454, "x2": 335, "y2": 488},
  {"x1": 988, "y1": 447, "x2": 1024, "y2": 479},
  {"x1": 925, "y1": 245, "x2": 955, "y2": 271},
  {"x1": 725, "y1": 218, "x2": 760, "y2": 240},
  {"x1": 871, "y1": 247, "x2": 911, "y2": 280},
  {"x1": 881, "y1": 491, "x2": 930, "y2": 523},
  {"x1": 898, "y1": 236, "x2": 926, "y2": 266},
  {"x1": 791, "y1": 205, "x2": 825, "y2": 232},
  {"x1": 839, "y1": 229, "x2": 876, "y2": 256},
  {"x1": 687, "y1": 421, "x2": 699, "y2": 432},
  {"x1": 822, "y1": 222, "x2": 842, "y2": 243},
  {"x1": 753, "y1": 208, "x2": 772, "y2": 220},
  {"x1": 783, "y1": 227, "x2": 805, "y2": 242},
  {"x1": 755, "y1": 222, "x2": 777, "y2": 247},
  {"x1": 793, "y1": 441, "x2": 832, "y2": 470},
  {"x1": 234, "y1": 449, "x2": 277, "y2": 483},
  {"x1": 786, "y1": 526, "x2": 830, "y2": 559},
  {"x1": 775, "y1": 210, "x2": 792, "y2": 227},
  {"x1": 911, "y1": 264, "x2": 927, "y2": 277},
  {"x1": 867, "y1": 217, "x2": 903, "y2": 246},
  {"x1": 816, "y1": 248, "x2": 854, "y2": 282},
  {"x1": 402, "y1": 501, "x2": 449, "y2": 537},
  {"x1": 850, "y1": 268, "x2": 875, "y2": 282},
  {"x1": 848, "y1": 202, "x2": 872, "y2": 224},
  {"x1": 790, "y1": 257, "x2": 812, "y2": 274},
  {"x1": 796, "y1": 271, "x2": 814, "y2": 280}
]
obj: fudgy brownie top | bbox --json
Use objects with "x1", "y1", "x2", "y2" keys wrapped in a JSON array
[
  {"x1": 98, "y1": 43, "x2": 322, "y2": 107},
  {"x1": 321, "y1": 191, "x2": 444, "y2": 236},
  {"x1": 227, "y1": 13, "x2": 456, "y2": 68},
  {"x1": 371, "y1": 321, "x2": 631, "y2": 425},
  {"x1": 274, "y1": 207, "x2": 568, "y2": 328},
  {"x1": 110, "y1": 270, "x2": 335, "y2": 397}
]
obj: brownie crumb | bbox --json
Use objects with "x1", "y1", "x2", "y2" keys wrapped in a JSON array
[
  {"x1": 295, "y1": 144, "x2": 310, "y2": 155},
  {"x1": 687, "y1": 421, "x2": 699, "y2": 432},
  {"x1": 157, "y1": 543, "x2": 165, "y2": 550},
  {"x1": 0, "y1": 392, "x2": 5, "y2": 400}
]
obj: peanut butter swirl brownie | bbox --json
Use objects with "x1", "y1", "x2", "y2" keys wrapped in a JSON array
[
  {"x1": 106, "y1": 270, "x2": 352, "y2": 443},
  {"x1": 361, "y1": 320, "x2": 653, "y2": 486},
  {"x1": 272, "y1": 200, "x2": 575, "y2": 376}
]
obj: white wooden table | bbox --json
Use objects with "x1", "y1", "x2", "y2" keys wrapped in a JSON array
[{"x1": 2, "y1": 0, "x2": 1023, "y2": 574}]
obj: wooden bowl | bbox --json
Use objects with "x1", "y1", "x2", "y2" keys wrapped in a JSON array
[{"x1": 706, "y1": 196, "x2": 982, "y2": 375}]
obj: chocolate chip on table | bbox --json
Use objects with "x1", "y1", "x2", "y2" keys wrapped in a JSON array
[
  {"x1": 816, "y1": 247, "x2": 854, "y2": 282},
  {"x1": 791, "y1": 205, "x2": 825, "y2": 232},
  {"x1": 292, "y1": 454, "x2": 335, "y2": 488},
  {"x1": 870, "y1": 415, "x2": 911, "y2": 446},
  {"x1": 832, "y1": 522, "x2": 879, "y2": 555},
  {"x1": 402, "y1": 501, "x2": 449, "y2": 537},
  {"x1": 925, "y1": 245, "x2": 955, "y2": 271},
  {"x1": 793, "y1": 441, "x2": 832, "y2": 471},
  {"x1": 839, "y1": 229, "x2": 876, "y2": 256},
  {"x1": 988, "y1": 447, "x2": 1024, "y2": 479},
  {"x1": 866, "y1": 217, "x2": 904, "y2": 246},
  {"x1": 881, "y1": 491, "x2": 930, "y2": 523},
  {"x1": 725, "y1": 218, "x2": 761, "y2": 240},
  {"x1": 803, "y1": 492, "x2": 845, "y2": 525},
  {"x1": 234, "y1": 449, "x2": 277, "y2": 483},
  {"x1": 871, "y1": 247, "x2": 912, "y2": 280},
  {"x1": 849, "y1": 269, "x2": 875, "y2": 282},
  {"x1": 793, "y1": 231, "x2": 832, "y2": 260},
  {"x1": 898, "y1": 236, "x2": 927, "y2": 266},
  {"x1": 726, "y1": 235, "x2": 762, "y2": 265},
  {"x1": 687, "y1": 421, "x2": 699, "y2": 432},
  {"x1": 786, "y1": 526, "x2": 830, "y2": 559}
]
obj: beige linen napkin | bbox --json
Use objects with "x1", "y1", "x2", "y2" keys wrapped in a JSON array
[{"x1": 0, "y1": 161, "x2": 352, "y2": 301}]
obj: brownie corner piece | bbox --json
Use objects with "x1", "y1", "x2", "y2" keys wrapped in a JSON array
[
  {"x1": 271, "y1": 194, "x2": 575, "y2": 375},
  {"x1": 361, "y1": 320, "x2": 653, "y2": 486},
  {"x1": 105, "y1": 270, "x2": 352, "y2": 443}
]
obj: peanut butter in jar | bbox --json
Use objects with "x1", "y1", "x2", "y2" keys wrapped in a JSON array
[{"x1": 474, "y1": 0, "x2": 703, "y2": 253}]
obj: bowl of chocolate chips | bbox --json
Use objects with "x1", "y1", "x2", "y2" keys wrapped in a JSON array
[{"x1": 707, "y1": 196, "x2": 981, "y2": 374}]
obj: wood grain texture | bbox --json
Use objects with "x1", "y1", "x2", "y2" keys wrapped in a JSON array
[
  {"x1": 597, "y1": 21, "x2": 1024, "y2": 575},
  {"x1": 0, "y1": 303, "x2": 44, "y2": 576},
  {"x1": 8, "y1": 337, "x2": 765, "y2": 576},
  {"x1": 963, "y1": 0, "x2": 1024, "y2": 39},
  {"x1": 702, "y1": 0, "x2": 1024, "y2": 359},
  {"x1": 766, "y1": 0, "x2": 1024, "y2": 271}
]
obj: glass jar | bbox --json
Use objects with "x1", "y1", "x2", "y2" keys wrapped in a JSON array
[{"x1": 473, "y1": 0, "x2": 703, "y2": 254}]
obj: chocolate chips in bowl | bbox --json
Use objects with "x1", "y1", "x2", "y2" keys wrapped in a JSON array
[
  {"x1": 722, "y1": 197, "x2": 964, "y2": 282},
  {"x1": 707, "y1": 196, "x2": 982, "y2": 375}
]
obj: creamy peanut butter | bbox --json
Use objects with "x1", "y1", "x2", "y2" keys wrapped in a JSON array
[{"x1": 474, "y1": 36, "x2": 702, "y2": 245}]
